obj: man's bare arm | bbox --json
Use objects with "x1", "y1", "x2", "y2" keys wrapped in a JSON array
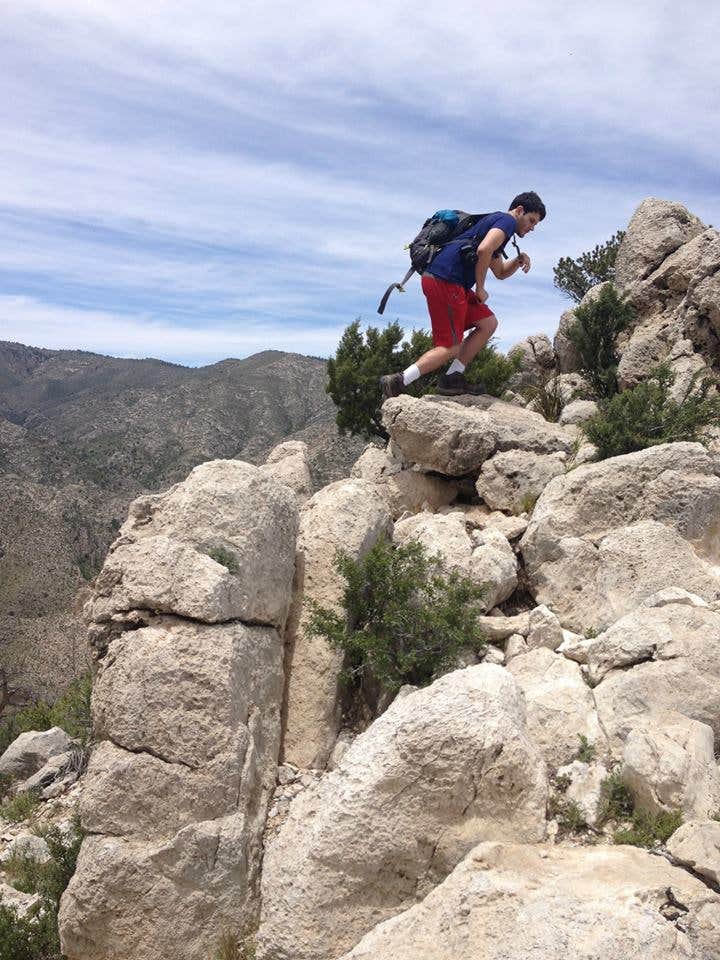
[
  {"x1": 474, "y1": 227, "x2": 507, "y2": 300},
  {"x1": 490, "y1": 251, "x2": 532, "y2": 280}
]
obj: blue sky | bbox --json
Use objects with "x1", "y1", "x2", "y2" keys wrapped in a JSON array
[{"x1": 0, "y1": 1, "x2": 718, "y2": 365}]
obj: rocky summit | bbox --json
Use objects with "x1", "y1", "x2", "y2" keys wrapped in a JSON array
[{"x1": 2, "y1": 197, "x2": 720, "y2": 960}]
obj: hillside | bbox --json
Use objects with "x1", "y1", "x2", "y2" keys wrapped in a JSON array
[{"x1": 0, "y1": 342, "x2": 365, "y2": 700}]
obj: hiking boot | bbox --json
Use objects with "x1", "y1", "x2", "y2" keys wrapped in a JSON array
[
  {"x1": 437, "y1": 372, "x2": 486, "y2": 396},
  {"x1": 380, "y1": 372, "x2": 404, "y2": 400}
]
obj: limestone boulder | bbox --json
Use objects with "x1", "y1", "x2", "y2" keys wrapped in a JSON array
[
  {"x1": 0, "y1": 726, "x2": 73, "y2": 780},
  {"x1": 260, "y1": 440, "x2": 313, "y2": 504},
  {"x1": 393, "y1": 513, "x2": 517, "y2": 611},
  {"x1": 476, "y1": 449, "x2": 566, "y2": 513},
  {"x1": 338, "y1": 842, "x2": 720, "y2": 960},
  {"x1": 593, "y1": 604, "x2": 720, "y2": 755},
  {"x1": 282, "y1": 478, "x2": 391, "y2": 769},
  {"x1": 59, "y1": 618, "x2": 285, "y2": 960},
  {"x1": 520, "y1": 442, "x2": 720, "y2": 631},
  {"x1": 87, "y1": 460, "x2": 298, "y2": 629},
  {"x1": 668, "y1": 821, "x2": 720, "y2": 886},
  {"x1": 622, "y1": 712, "x2": 720, "y2": 820},
  {"x1": 507, "y1": 333, "x2": 556, "y2": 388},
  {"x1": 556, "y1": 760, "x2": 608, "y2": 827},
  {"x1": 560, "y1": 399, "x2": 598, "y2": 425},
  {"x1": 382, "y1": 395, "x2": 574, "y2": 476},
  {"x1": 507, "y1": 648, "x2": 605, "y2": 768},
  {"x1": 615, "y1": 198, "x2": 706, "y2": 291},
  {"x1": 525, "y1": 604, "x2": 564, "y2": 652},
  {"x1": 351, "y1": 444, "x2": 458, "y2": 518},
  {"x1": 258, "y1": 666, "x2": 548, "y2": 960}
]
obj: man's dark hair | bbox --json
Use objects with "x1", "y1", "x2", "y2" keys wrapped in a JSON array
[{"x1": 509, "y1": 191, "x2": 546, "y2": 220}]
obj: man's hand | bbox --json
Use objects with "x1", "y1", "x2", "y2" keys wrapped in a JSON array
[
  {"x1": 473, "y1": 288, "x2": 489, "y2": 304},
  {"x1": 518, "y1": 253, "x2": 531, "y2": 273}
]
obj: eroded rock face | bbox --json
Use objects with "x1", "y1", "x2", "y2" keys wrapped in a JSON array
[
  {"x1": 593, "y1": 604, "x2": 720, "y2": 756},
  {"x1": 350, "y1": 444, "x2": 458, "y2": 518},
  {"x1": 622, "y1": 712, "x2": 720, "y2": 820},
  {"x1": 615, "y1": 198, "x2": 706, "y2": 291},
  {"x1": 668, "y1": 821, "x2": 720, "y2": 886},
  {"x1": 258, "y1": 666, "x2": 547, "y2": 960},
  {"x1": 59, "y1": 619, "x2": 285, "y2": 960},
  {"x1": 282, "y1": 478, "x2": 392, "y2": 769},
  {"x1": 476, "y1": 449, "x2": 566, "y2": 513},
  {"x1": 382, "y1": 395, "x2": 574, "y2": 476},
  {"x1": 506, "y1": 648, "x2": 605, "y2": 768},
  {"x1": 338, "y1": 842, "x2": 720, "y2": 960},
  {"x1": 88, "y1": 459, "x2": 299, "y2": 629},
  {"x1": 393, "y1": 513, "x2": 517, "y2": 611},
  {"x1": 520, "y1": 442, "x2": 720, "y2": 631},
  {"x1": 260, "y1": 440, "x2": 313, "y2": 504},
  {"x1": 59, "y1": 459, "x2": 298, "y2": 960}
]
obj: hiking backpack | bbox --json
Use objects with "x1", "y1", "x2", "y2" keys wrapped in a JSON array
[{"x1": 377, "y1": 209, "x2": 489, "y2": 314}]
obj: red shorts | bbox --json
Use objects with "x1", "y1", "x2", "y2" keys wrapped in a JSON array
[{"x1": 421, "y1": 274, "x2": 495, "y2": 348}]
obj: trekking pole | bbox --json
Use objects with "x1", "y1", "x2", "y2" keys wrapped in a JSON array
[{"x1": 377, "y1": 267, "x2": 416, "y2": 315}]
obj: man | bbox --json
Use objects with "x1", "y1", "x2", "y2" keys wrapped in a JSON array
[{"x1": 380, "y1": 191, "x2": 546, "y2": 398}]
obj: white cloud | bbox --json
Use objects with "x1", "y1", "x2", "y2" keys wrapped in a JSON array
[{"x1": 1, "y1": 2, "x2": 718, "y2": 363}]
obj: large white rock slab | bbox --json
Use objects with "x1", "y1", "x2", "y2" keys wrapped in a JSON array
[
  {"x1": 87, "y1": 459, "x2": 299, "y2": 629},
  {"x1": 282, "y1": 478, "x2": 392, "y2": 769},
  {"x1": 382, "y1": 394, "x2": 574, "y2": 476},
  {"x1": 507, "y1": 648, "x2": 605, "y2": 768},
  {"x1": 258, "y1": 666, "x2": 547, "y2": 960},
  {"x1": 59, "y1": 618, "x2": 285, "y2": 960},
  {"x1": 668, "y1": 821, "x2": 720, "y2": 886},
  {"x1": 593, "y1": 604, "x2": 720, "y2": 755},
  {"x1": 476, "y1": 449, "x2": 566, "y2": 513},
  {"x1": 338, "y1": 842, "x2": 720, "y2": 960},
  {"x1": 351, "y1": 444, "x2": 458, "y2": 518},
  {"x1": 520, "y1": 443, "x2": 720, "y2": 631},
  {"x1": 622, "y1": 712, "x2": 720, "y2": 820}
]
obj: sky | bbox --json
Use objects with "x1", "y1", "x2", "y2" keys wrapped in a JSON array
[{"x1": 0, "y1": 1, "x2": 718, "y2": 366}]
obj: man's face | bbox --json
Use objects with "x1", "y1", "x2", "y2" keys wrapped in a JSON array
[{"x1": 515, "y1": 209, "x2": 542, "y2": 237}]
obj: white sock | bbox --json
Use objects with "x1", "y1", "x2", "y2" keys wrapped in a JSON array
[
  {"x1": 447, "y1": 359, "x2": 465, "y2": 375},
  {"x1": 402, "y1": 364, "x2": 421, "y2": 386}
]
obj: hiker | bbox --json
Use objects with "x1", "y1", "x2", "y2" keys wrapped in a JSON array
[{"x1": 380, "y1": 191, "x2": 546, "y2": 398}]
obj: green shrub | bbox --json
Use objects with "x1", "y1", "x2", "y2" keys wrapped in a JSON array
[
  {"x1": 206, "y1": 547, "x2": 240, "y2": 574},
  {"x1": 0, "y1": 673, "x2": 93, "y2": 756},
  {"x1": 554, "y1": 231, "x2": 625, "y2": 303},
  {"x1": 583, "y1": 364, "x2": 720, "y2": 460},
  {"x1": 0, "y1": 815, "x2": 84, "y2": 960},
  {"x1": 614, "y1": 808, "x2": 683, "y2": 848},
  {"x1": 567, "y1": 284, "x2": 635, "y2": 400},
  {"x1": 598, "y1": 768, "x2": 633, "y2": 822},
  {"x1": 326, "y1": 319, "x2": 521, "y2": 440},
  {"x1": 306, "y1": 537, "x2": 487, "y2": 695},
  {"x1": 576, "y1": 734, "x2": 596, "y2": 763},
  {"x1": 0, "y1": 790, "x2": 41, "y2": 825},
  {"x1": 0, "y1": 901, "x2": 61, "y2": 960}
]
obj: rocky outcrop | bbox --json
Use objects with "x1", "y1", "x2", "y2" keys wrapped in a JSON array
[
  {"x1": 392, "y1": 513, "x2": 517, "y2": 611},
  {"x1": 339, "y1": 842, "x2": 720, "y2": 959},
  {"x1": 520, "y1": 442, "x2": 720, "y2": 631},
  {"x1": 260, "y1": 440, "x2": 313, "y2": 504},
  {"x1": 59, "y1": 460, "x2": 298, "y2": 960},
  {"x1": 351, "y1": 444, "x2": 459, "y2": 518},
  {"x1": 258, "y1": 666, "x2": 547, "y2": 960},
  {"x1": 0, "y1": 726, "x2": 72, "y2": 779},
  {"x1": 475, "y1": 449, "x2": 566, "y2": 513},
  {"x1": 382, "y1": 395, "x2": 574, "y2": 476},
  {"x1": 282, "y1": 478, "x2": 391, "y2": 769}
]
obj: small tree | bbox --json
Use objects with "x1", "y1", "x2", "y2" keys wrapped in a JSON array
[
  {"x1": 567, "y1": 284, "x2": 634, "y2": 400},
  {"x1": 554, "y1": 230, "x2": 625, "y2": 303},
  {"x1": 583, "y1": 364, "x2": 720, "y2": 460},
  {"x1": 326, "y1": 319, "x2": 521, "y2": 440},
  {"x1": 306, "y1": 537, "x2": 487, "y2": 696}
]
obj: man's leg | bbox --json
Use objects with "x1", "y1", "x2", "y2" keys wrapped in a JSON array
[
  {"x1": 458, "y1": 311, "x2": 498, "y2": 365},
  {"x1": 380, "y1": 276, "x2": 465, "y2": 398}
]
